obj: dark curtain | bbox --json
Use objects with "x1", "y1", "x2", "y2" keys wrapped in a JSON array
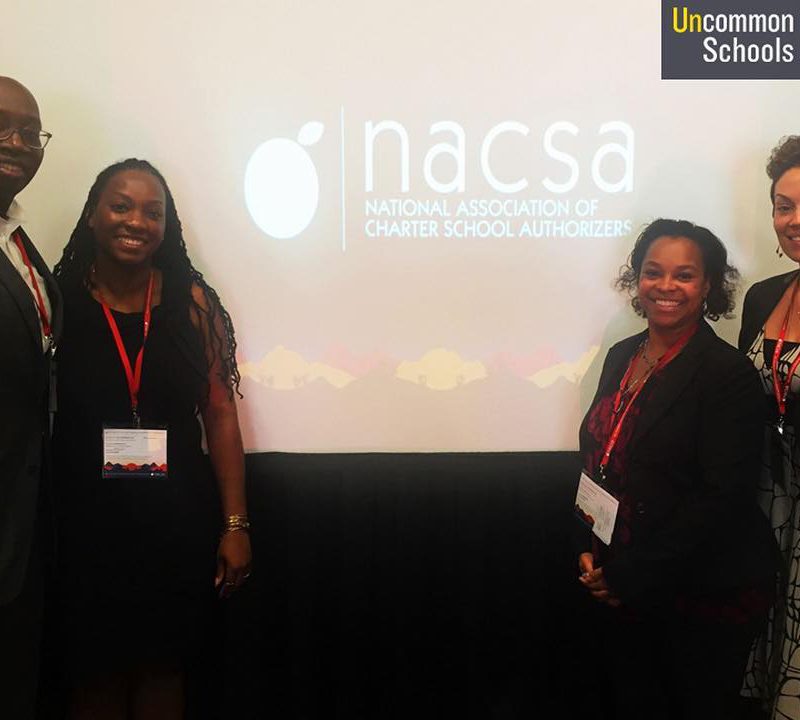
[{"x1": 214, "y1": 452, "x2": 601, "y2": 720}]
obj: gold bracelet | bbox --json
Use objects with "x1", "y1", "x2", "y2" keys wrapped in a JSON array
[{"x1": 222, "y1": 514, "x2": 251, "y2": 534}]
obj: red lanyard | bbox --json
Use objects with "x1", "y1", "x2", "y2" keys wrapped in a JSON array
[
  {"x1": 771, "y1": 278, "x2": 800, "y2": 433},
  {"x1": 599, "y1": 324, "x2": 698, "y2": 480},
  {"x1": 97, "y1": 271, "x2": 155, "y2": 427},
  {"x1": 12, "y1": 231, "x2": 52, "y2": 349}
]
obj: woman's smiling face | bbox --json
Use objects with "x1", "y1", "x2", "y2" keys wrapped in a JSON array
[
  {"x1": 773, "y1": 167, "x2": 800, "y2": 263},
  {"x1": 637, "y1": 235, "x2": 709, "y2": 334},
  {"x1": 89, "y1": 169, "x2": 166, "y2": 267}
]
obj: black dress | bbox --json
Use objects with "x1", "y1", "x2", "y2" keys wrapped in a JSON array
[{"x1": 53, "y1": 277, "x2": 219, "y2": 679}]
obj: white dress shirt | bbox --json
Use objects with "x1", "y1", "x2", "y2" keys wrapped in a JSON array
[{"x1": 0, "y1": 200, "x2": 53, "y2": 352}]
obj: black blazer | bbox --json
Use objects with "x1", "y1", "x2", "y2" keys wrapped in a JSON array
[
  {"x1": 578, "y1": 321, "x2": 778, "y2": 605},
  {"x1": 739, "y1": 272, "x2": 800, "y2": 437},
  {"x1": 739, "y1": 271, "x2": 799, "y2": 358},
  {"x1": 0, "y1": 227, "x2": 61, "y2": 605},
  {"x1": 739, "y1": 270, "x2": 799, "y2": 348}
]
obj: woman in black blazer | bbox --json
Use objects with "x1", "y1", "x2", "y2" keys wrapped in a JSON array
[
  {"x1": 738, "y1": 136, "x2": 800, "y2": 718},
  {"x1": 576, "y1": 218, "x2": 778, "y2": 720}
]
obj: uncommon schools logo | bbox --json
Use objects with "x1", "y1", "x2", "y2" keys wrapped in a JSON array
[{"x1": 662, "y1": 0, "x2": 800, "y2": 79}]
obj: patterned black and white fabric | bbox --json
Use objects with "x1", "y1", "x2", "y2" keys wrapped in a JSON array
[{"x1": 743, "y1": 328, "x2": 800, "y2": 720}]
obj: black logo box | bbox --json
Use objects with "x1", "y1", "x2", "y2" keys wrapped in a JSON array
[{"x1": 662, "y1": 0, "x2": 800, "y2": 79}]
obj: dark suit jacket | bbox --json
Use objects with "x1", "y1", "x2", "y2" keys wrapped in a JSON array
[
  {"x1": 578, "y1": 321, "x2": 778, "y2": 605},
  {"x1": 739, "y1": 270, "x2": 799, "y2": 356},
  {"x1": 0, "y1": 227, "x2": 62, "y2": 605}
]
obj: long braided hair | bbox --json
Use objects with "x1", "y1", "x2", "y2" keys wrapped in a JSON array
[{"x1": 54, "y1": 158, "x2": 242, "y2": 399}]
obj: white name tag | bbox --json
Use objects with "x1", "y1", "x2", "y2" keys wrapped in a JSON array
[
  {"x1": 102, "y1": 426, "x2": 168, "y2": 479},
  {"x1": 575, "y1": 471, "x2": 619, "y2": 546}
]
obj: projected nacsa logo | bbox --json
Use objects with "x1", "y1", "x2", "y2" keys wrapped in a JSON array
[{"x1": 244, "y1": 121, "x2": 324, "y2": 239}]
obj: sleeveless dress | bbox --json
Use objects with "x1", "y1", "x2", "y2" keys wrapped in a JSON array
[
  {"x1": 52, "y1": 278, "x2": 219, "y2": 679},
  {"x1": 743, "y1": 329, "x2": 800, "y2": 719}
]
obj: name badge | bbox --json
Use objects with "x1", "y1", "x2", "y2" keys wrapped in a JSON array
[
  {"x1": 102, "y1": 426, "x2": 168, "y2": 479},
  {"x1": 574, "y1": 471, "x2": 619, "y2": 546}
]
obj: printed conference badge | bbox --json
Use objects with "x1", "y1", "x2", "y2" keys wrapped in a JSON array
[
  {"x1": 574, "y1": 471, "x2": 619, "y2": 546},
  {"x1": 102, "y1": 426, "x2": 168, "y2": 479}
]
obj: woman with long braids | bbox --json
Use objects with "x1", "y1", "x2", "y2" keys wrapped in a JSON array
[{"x1": 52, "y1": 159, "x2": 251, "y2": 719}]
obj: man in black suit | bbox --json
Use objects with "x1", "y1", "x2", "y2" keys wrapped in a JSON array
[{"x1": 0, "y1": 76, "x2": 61, "y2": 717}]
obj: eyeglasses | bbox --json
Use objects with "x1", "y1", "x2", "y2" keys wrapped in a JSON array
[{"x1": 0, "y1": 126, "x2": 52, "y2": 150}]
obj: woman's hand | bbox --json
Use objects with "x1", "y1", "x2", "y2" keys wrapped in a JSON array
[
  {"x1": 190, "y1": 284, "x2": 252, "y2": 600},
  {"x1": 578, "y1": 553, "x2": 621, "y2": 607},
  {"x1": 215, "y1": 530, "x2": 252, "y2": 599}
]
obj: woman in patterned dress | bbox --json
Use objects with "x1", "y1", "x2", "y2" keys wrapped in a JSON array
[{"x1": 740, "y1": 136, "x2": 800, "y2": 720}]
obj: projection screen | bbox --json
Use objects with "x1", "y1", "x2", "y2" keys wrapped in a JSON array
[{"x1": 3, "y1": 1, "x2": 792, "y2": 451}]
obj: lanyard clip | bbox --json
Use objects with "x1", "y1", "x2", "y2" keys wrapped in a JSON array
[
  {"x1": 777, "y1": 416, "x2": 785, "y2": 436},
  {"x1": 132, "y1": 407, "x2": 141, "y2": 429}
]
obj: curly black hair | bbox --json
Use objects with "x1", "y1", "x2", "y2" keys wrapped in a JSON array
[
  {"x1": 53, "y1": 158, "x2": 241, "y2": 400},
  {"x1": 615, "y1": 218, "x2": 739, "y2": 321},
  {"x1": 767, "y1": 135, "x2": 800, "y2": 202}
]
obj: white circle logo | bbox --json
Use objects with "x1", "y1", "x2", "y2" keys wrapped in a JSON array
[{"x1": 244, "y1": 122, "x2": 324, "y2": 239}]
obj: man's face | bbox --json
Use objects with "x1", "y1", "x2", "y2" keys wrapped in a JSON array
[{"x1": 0, "y1": 79, "x2": 43, "y2": 213}]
